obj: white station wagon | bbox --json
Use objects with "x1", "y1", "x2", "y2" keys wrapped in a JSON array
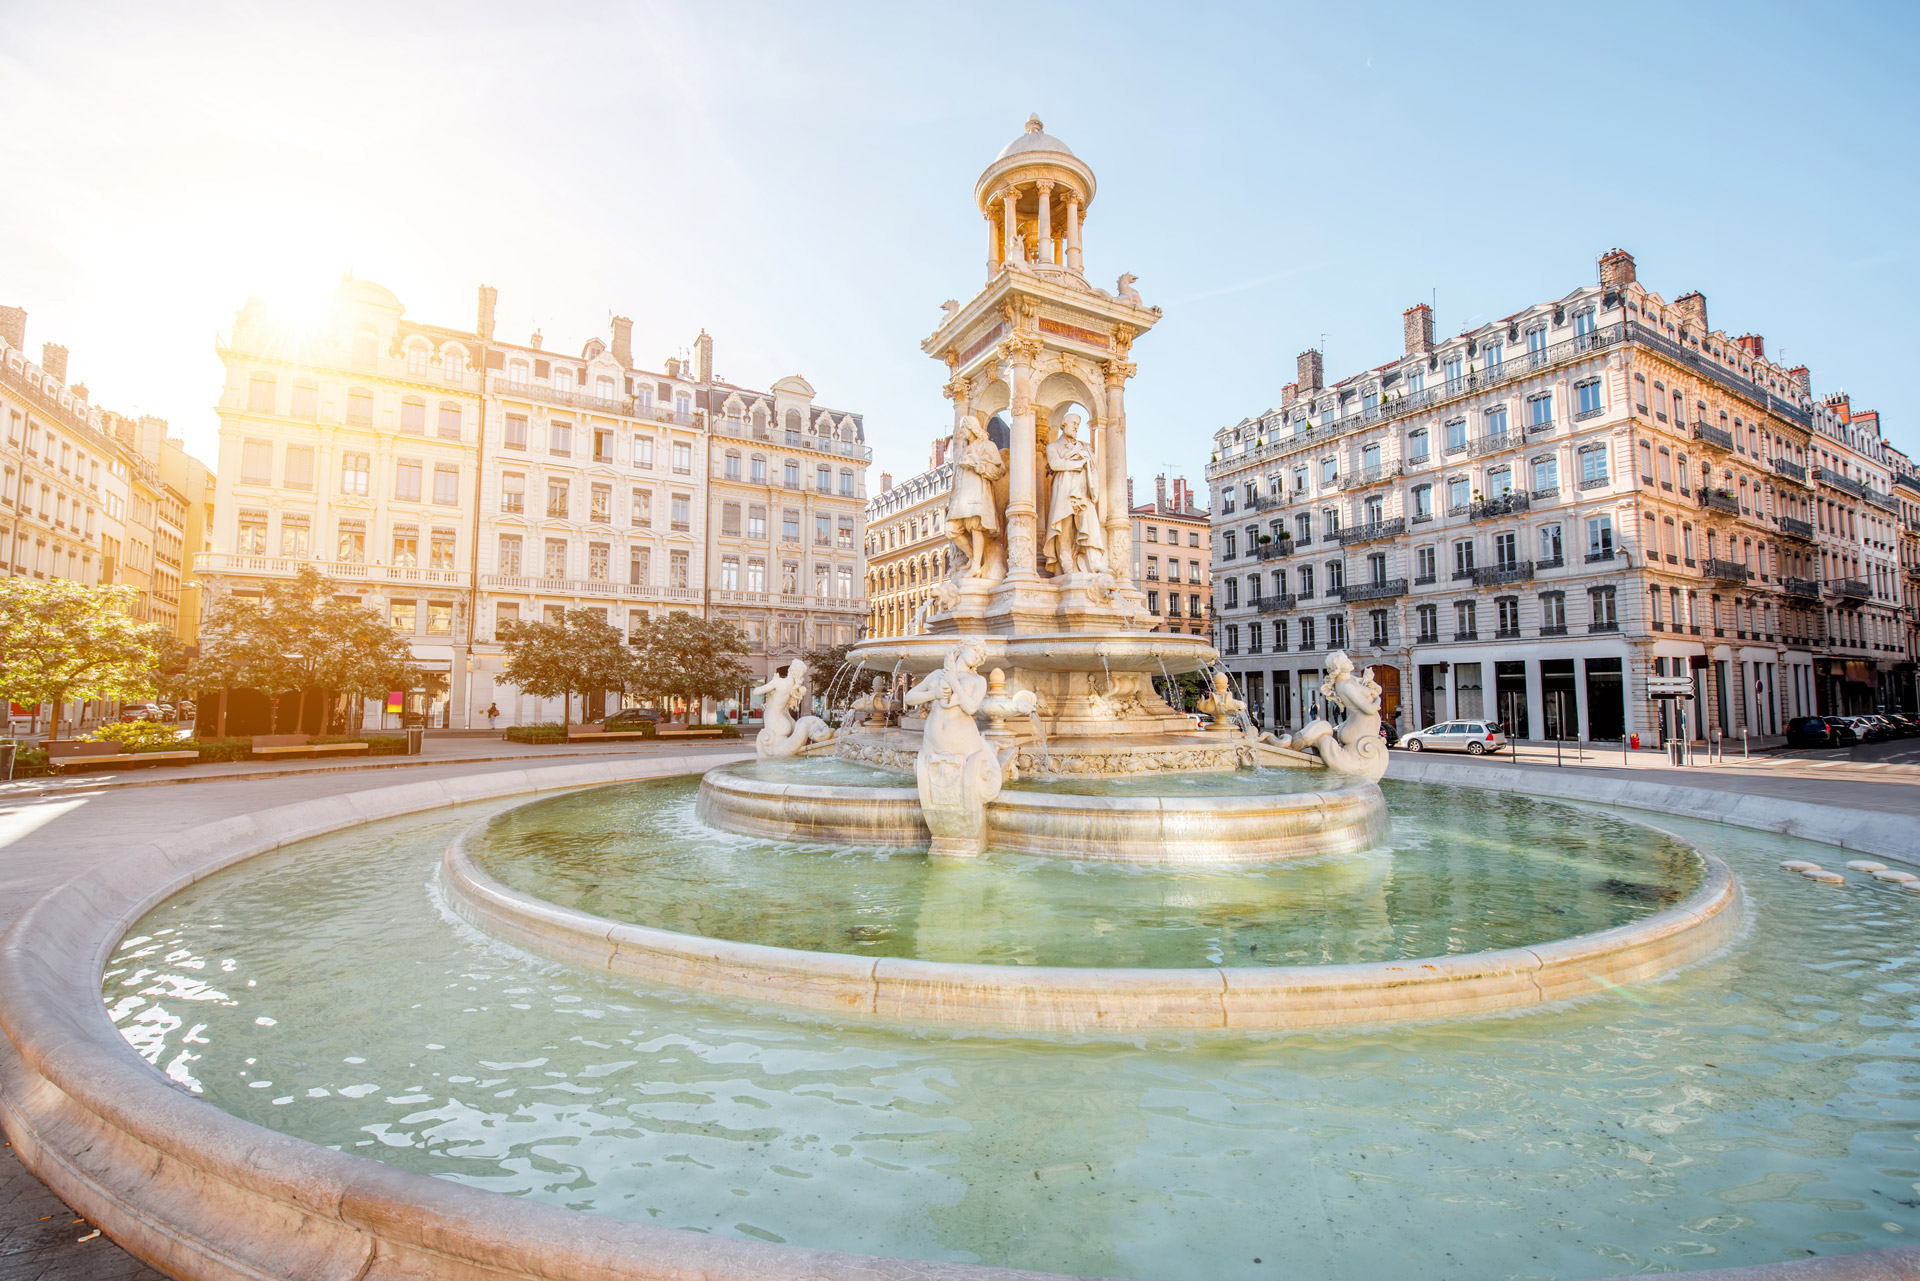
[{"x1": 1402, "y1": 720, "x2": 1508, "y2": 755}]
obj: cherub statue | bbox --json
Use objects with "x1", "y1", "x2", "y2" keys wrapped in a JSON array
[
  {"x1": 1043, "y1": 413, "x2": 1107, "y2": 574},
  {"x1": 1196, "y1": 672, "x2": 1246, "y2": 732},
  {"x1": 1289, "y1": 651, "x2": 1388, "y2": 781},
  {"x1": 751, "y1": 658, "x2": 833, "y2": 758},
  {"x1": 946, "y1": 413, "x2": 1007, "y2": 580}
]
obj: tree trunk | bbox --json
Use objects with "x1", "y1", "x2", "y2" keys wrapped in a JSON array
[
  {"x1": 216, "y1": 689, "x2": 227, "y2": 739},
  {"x1": 47, "y1": 694, "x2": 62, "y2": 744}
]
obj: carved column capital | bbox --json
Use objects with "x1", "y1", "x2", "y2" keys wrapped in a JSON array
[
  {"x1": 1103, "y1": 359, "x2": 1138, "y2": 385},
  {"x1": 1110, "y1": 325, "x2": 1137, "y2": 356},
  {"x1": 999, "y1": 333, "x2": 1045, "y2": 365},
  {"x1": 941, "y1": 377, "x2": 970, "y2": 402}
]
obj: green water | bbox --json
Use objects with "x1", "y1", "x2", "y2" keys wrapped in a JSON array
[
  {"x1": 105, "y1": 782, "x2": 1920, "y2": 1278},
  {"x1": 480, "y1": 779, "x2": 1699, "y2": 966}
]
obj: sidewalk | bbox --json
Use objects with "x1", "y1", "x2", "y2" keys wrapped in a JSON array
[{"x1": 1466, "y1": 739, "x2": 1920, "y2": 790}]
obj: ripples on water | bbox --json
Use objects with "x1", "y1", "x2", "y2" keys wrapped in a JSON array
[{"x1": 103, "y1": 782, "x2": 1920, "y2": 1279}]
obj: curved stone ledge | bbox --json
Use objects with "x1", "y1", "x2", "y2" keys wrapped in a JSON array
[
  {"x1": 1, "y1": 758, "x2": 1911, "y2": 1281},
  {"x1": 447, "y1": 804, "x2": 1743, "y2": 1031},
  {"x1": 695, "y1": 762, "x2": 1389, "y2": 862}
]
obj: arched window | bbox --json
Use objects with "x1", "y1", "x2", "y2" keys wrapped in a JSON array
[
  {"x1": 596, "y1": 375, "x2": 615, "y2": 401},
  {"x1": 785, "y1": 409, "x2": 801, "y2": 434},
  {"x1": 552, "y1": 364, "x2": 571, "y2": 391}
]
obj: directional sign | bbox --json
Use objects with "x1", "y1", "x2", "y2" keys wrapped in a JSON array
[{"x1": 1647, "y1": 678, "x2": 1696, "y2": 693}]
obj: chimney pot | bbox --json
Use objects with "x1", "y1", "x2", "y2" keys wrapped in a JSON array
[
  {"x1": 880, "y1": 471, "x2": 893, "y2": 492},
  {"x1": 1736, "y1": 333, "x2": 1765, "y2": 359},
  {"x1": 1674, "y1": 291, "x2": 1708, "y2": 335},
  {"x1": 529, "y1": 329, "x2": 543, "y2": 351},
  {"x1": 1296, "y1": 349, "x2": 1324, "y2": 393},
  {"x1": 1786, "y1": 365, "x2": 1811, "y2": 397},
  {"x1": 476, "y1": 285, "x2": 497, "y2": 342},
  {"x1": 0, "y1": 306, "x2": 24, "y2": 353},
  {"x1": 1155, "y1": 474, "x2": 1168, "y2": 511},
  {"x1": 1598, "y1": 248, "x2": 1637, "y2": 288},
  {"x1": 1280, "y1": 381, "x2": 1299, "y2": 410},
  {"x1": 1402, "y1": 303, "x2": 1434, "y2": 355},
  {"x1": 693, "y1": 330, "x2": 713, "y2": 384},
  {"x1": 41, "y1": 342, "x2": 68, "y2": 384}
]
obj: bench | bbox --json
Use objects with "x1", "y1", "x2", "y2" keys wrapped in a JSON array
[
  {"x1": 46, "y1": 741, "x2": 199, "y2": 772},
  {"x1": 655, "y1": 727, "x2": 726, "y2": 739},
  {"x1": 565, "y1": 724, "x2": 655, "y2": 742},
  {"x1": 249, "y1": 734, "x2": 372, "y2": 759}
]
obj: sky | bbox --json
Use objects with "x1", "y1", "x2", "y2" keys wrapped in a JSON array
[{"x1": 2, "y1": 1, "x2": 1916, "y2": 489}]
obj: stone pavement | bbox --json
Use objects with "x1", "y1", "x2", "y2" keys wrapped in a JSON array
[{"x1": 0, "y1": 742, "x2": 1913, "y2": 1279}]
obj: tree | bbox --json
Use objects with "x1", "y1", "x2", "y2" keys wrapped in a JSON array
[
  {"x1": 497, "y1": 607, "x2": 633, "y2": 726},
  {"x1": 629, "y1": 612, "x2": 749, "y2": 722},
  {"x1": 0, "y1": 579, "x2": 173, "y2": 740},
  {"x1": 194, "y1": 568, "x2": 421, "y2": 733}
]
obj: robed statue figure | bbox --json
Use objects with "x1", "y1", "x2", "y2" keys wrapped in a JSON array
[{"x1": 1043, "y1": 413, "x2": 1107, "y2": 574}]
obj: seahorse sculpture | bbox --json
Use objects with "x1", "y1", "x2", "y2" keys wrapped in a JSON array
[
  {"x1": 751, "y1": 658, "x2": 834, "y2": 758},
  {"x1": 1290, "y1": 650, "x2": 1389, "y2": 781}
]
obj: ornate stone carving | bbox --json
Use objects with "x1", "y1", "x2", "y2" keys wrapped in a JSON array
[
  {"x1": 1042, "y1": 412, "x2": 1107, "y2": 574},
  {"x1": 946, "y1": 413, "x2": 1007, "y2": 582},
  {"x1": 939, "y1": 299, "x2": 960, "y2": 326},
  {"x1": 843, "y1": 675, "x2": 892, "y2": 732},
  {"x1": 1116, "y1": 273, "x2": 1143, "y2": 305},
  {"x1": 752, "y1": 658, "x2": 833, "y2": 758},
  {"x1": 903, "y1": 640, "x2": 1006, "y2": 857},
  {"x1": 1196, "y1": 672, "x2": 1246, "y2": 733},
  {"x1": 1289, "y1": 651, "x2": 1389, "y2": 781},
  {"x1": 1104, "y1": 358, "x2": 1138, "y2": 385}
]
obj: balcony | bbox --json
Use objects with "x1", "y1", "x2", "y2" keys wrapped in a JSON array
[
  {"x1": 1864, "y1": 487, "x2": 1898, "y2": 513},
  {"x1": 196, "y1": 552, "x2": 472, "y2": 588},
  {"x1": 481, "y1": 573, "x2": 700, "y2": 603},
  {"x1": 1573, "y1": 405, "x2": 1608, "y2": 423},
  {"x1": 1259, "y1": 593, "x2": 1296, "y2": 612},
  {"x1": 1335, "y1": 518, "x2": 1405, "y2": 546},
  {"x1": 1341, "y1": 578, "x2": 1408, "y2": 603},
  {"x1": 1526, "y1": 417, "x2": 1557, "y2": 435},
  {"x1": 1338, "y1": 463, "x2": 1403, "y2": 491},
  {"x1": 1576, "y1": 475, "x2": 1612, "y2": 491},
  {"x1": 1453, "y1": 630, "x2": 1479, "y2": 642},
  {"x1": 1830, "y1": 578, "x2": 1871, "y2": 601},
  {"x1": 1471, "y1": 432, "x2": 1516, "y2": 458},
  {"x1": 1254, "y1": 540, "x2": 1294, "y2": 561},
  {"x1": 1781, "y1": 578, "x2": 1820, "y2": 600},
  {"x1": 1587, "y1": 621, "x2": 1620, "y2": 633},
  {"x1": 1703, "y1": 558, "x2": 1751, "y2": 584},
  {"x1": 1624, "y1": 320, "x2": 1811, "y2": 430},
  {"x1": 1472, "y1": 562, "x2": 1535, "y2": 588},
  {"x1": 716, "y1": 417, "x2": 873, "y2": 462},
  {"x1": 1584, "y1": 548, "x2": 1616, "y2": 564},
  {"x1": 1812, "y1": 467, "x2": 1867, "y2": 499},
  {"x1": 1530, "y1": 485, "x2": 1561, "y2": 500},
  {"x1": 1775, "y1": 515, "x2": 1815, "y2": 542},
  {"x1": 1539, "y1": 624, "x2": 1568, "y2": 637},
  {"x1": 1469, "y1": 493, "x2": 1530, "y2": 521},
  {"x1": 1248, "y1": 491, "x2": 1290, "y2": 511},
  {"x1": 1698, "y1": 489, "x2": 1741, "y2": 517},
  {"x1": 1690, "y1": 421, "x2": 1735, "y2": 452},
  {"x1": 1772, "y1": 456, "x2": 1808, "y2": 484}
]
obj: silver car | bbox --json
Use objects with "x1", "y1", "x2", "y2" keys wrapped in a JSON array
[{"x1": 1402, "y1": 720, "x2": 1508, "y2": 755}]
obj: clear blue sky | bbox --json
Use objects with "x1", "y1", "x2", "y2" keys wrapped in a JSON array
[{"x1": 3, "y1": 1, "x2": 1915, "y2": 487}]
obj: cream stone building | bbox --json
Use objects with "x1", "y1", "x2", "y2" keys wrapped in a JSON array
[
  {"x1": 202, "y1": 276, "x2": 868, "y2": 728},
  {"x1": 1803, "y1": 400, "x2": 1911, "y2": 713},
  {"x1": 1208, "y1": 249, "x2": 1848, "y2": 744},
  {"x1": 1896, "y1": 458, "x2": 1920, "y2": 710},
  {"x1": 864, "y1": 441, "x2": 958, "y2": 639},
  {"x1": 1128, "y1": 474, "x2": 1209, "y2": 636}
]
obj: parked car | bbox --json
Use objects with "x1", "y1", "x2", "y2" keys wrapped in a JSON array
[
  {"x1": 1879, "y1": 712, "x2": 1920, "y2": 738},
  {"x1": 604, "y1": 707, "x2": 662, "y2": 730},
  {"x1": 1825, "y1": 716, "x2": 1874, "y2": 744},
  {"x1": 1401, "y1": 720, "x2": 1507, "y2": 755},
  {"x1": 1785, "y1": 716, "x2": 1848, "y2": 749},
  {"x1": 1850, "y1": 715, "x2": 1893, "y2": 743},
  {"x1": 118, "y1": 702, "x2": 166, "y2": 723},
  {"x1": 1379, "y1": 721, "x2": 1401, "y2": 748}
]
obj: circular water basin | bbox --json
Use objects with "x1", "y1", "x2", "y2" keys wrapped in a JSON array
[{"x1": 102, "y1": 784, "x2": 1916, "y2": 1280}]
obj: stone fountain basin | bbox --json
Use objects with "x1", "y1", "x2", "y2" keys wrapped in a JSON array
[
  {"x1": 848, "y1": 630, "x2": 1218, "y2": 676},
  {"x1": 695, "y1": 760, "x2": 1388, "y2": 862}
]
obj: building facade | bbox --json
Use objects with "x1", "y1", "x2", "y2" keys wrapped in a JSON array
[
  {"x1": 865, "y1": 446, "x2": 956, "y2": 639},
  {"x1": 1128, "y1": 473, "x2": 1210, "y2": 636},
  {"x1": 1204, "y1": 249, "x2": 1894, "y2": 744},
  {"x1": 199, "y1": 276, "x2": 868, "y2": 728}
]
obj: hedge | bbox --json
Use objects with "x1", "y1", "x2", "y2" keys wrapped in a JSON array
[{"x1": 505, "y1": 723, "x2": 566, "y2": 745}]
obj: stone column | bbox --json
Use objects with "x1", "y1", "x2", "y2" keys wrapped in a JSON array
[
  {"x1": 1001, "y1": 189, "x2": 1019, "y2": 268},
  {"x1": 1001, "y1": 336, "x2": 1043, "y2": 579},
  {"x1": 986, "y1": 207, "x2": 1001, "y2": 276},
  {"x1": 1034, "y1": 181, "x2": 1053, "y2": 267},
  {"x1": 1103, "y1": 358, "x2": 1136, "y2": 585},
  {"x1": 1065, "y1": 197, "x2": 1082, "y2": 272}
]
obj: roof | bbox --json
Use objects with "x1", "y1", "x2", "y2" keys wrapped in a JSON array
[{"x1": 996, "y1": 114, "x2": 1076, "y2": 161}]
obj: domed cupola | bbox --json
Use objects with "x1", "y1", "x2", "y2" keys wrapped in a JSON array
[{"x1": 972, "y1": 114, "x2": 1097, "y2": 280}]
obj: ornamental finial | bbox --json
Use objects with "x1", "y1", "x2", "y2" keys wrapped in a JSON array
[{"x1": 1024, "y1": 113, "x2": 1043, "y2": 133}]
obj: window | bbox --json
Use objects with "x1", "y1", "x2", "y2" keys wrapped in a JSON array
[
  {"x1": 631, "y1": 488, "x2": 652, "y2": 527},
  {"x1": 1370, "y1": 609, "x2": 1389, "y2": 647},
  {"x1": 1579, "y1": 444, "x2": 1608, "y2": 487},
  {"x1": 1487, "y1": 465, "x2": 1512, "y2": 497},
  {"x1": 750, "y1": 455, "x2": 766, "y2": 482},
  {"x1": 283, "y1": 445, "x2": 314, "y2": 491},
  {"x1": 433, "y1": 465, "x2": 459, "y2": 506},
  {"x1": 629, "y1": 546, "x2": 650, "y2": 586},
  {"x1": 392, "y1": 527, "x2": 418, "y2": 567},
  {"x1": 1417, "y1": 603, "x2": 1439, "y2": 644},
  {"x1": 1321, "y1": 458, "x2": 1337, "y2": 486},
  {"x1": 1485, "y1": 406, "x2": 1509, "y2": 440},
  {"x1": 247, "y1": 374, "x2": 275, "y2": 413},
  {"x1": 1493, "y1": 531, "x2": 1517, "y2": 567},
  {"x1": 1538, "y1": 523, "x2": 1563, "y2": 564},
  {"x1": 237, "y1": 511, "x2": 267, "y2": 555},
  {"x1": 240, "y1": 439, "x2": 272, "y2": 485},
  {"x1": 840, "y1": 469, "x2": 855, "y2": 495},
  {"x1": 1298, "y1": 565, "x2": 1314, "y2": 598},
  {"x1": 1454, "y1": 600, "x2": 1477, "y2": 639},
  {"x1": 1525, "y1": 326, "x2": 1547, "y2": 359},
  {"x1": 721, "y1": 501, "x2": 742, "y2": 537},
  {"x1": 504, "y1": 414, "x2": 528, "y2": 450},
  {"x1": 838, "y1": 516, "x2": 855, "y2": 548},
  {"x1": 1224, "y1": 578, "x2": 1238, "y2": 608},
  {"x1": 1447, "y1": 477, "x2": 1470, "y2": 511},
  {"x1": 1328, "y1": 614, "x2": 1347, "y2": 650},
  {"x1": 1586, "y1": 514, "x2": 1614, "y2": 560},
  {"x1": 390, "y1": 600, "x2": 417, "y2": 632},
  {"x1": 748, "y1": 505, "x2": 767, "y2": 539},
  {"x1": 589, "y1": 483, "x2": 610, "y2": 523},
  {"x1": 1528, "y1": 392, "x2": 1553, "y2": 429},
  {"x1": 495, "y1": 601, "x2": 520, "y2": 636},
  {"x1": 815, "y1": 514, "x2": 831, "y2": 545},
  {"x1": 1415, "y1": 545, "x2": 1437, "y2": 582},
  {"x1": 1223, "y1": 531, "x2": 1237, "y2": 560},
  {"x1": 1299, "y1": 617, "x2": 1316, "y2": 650},
  {"x1": 1223, "y1": 623, "x2": 1237, "y2": 653},
  {"x1": 443, "y1": 350, "x2": 466, "y2": 383},
  {"x1": 589, "y1": 542, "x2": 610, "y2": 582},
  {"x1": 543, "y1": 538, "x2": 568, "y2": 579},
  {"x1": 1531, "y1": 456, "x2": 1558, "y2": 494},
  {"x1": 400, "y1": 399, "x2": 426, "y2": 435},
  {"x1": 549, "y1": 421, "x2": 573, "y2": 456},
  {"x1": 280, "y1": 516, "x2": 310, "y2": 558},
  {"x1": 1573, "y1": 309, "x2": 1596, "y2": 338},
  {"x1": 1294, "y1": 512, "x2": 1311, "y2": 543},
  {"x1": 1444, "y1": 355, "x2": 1463, "y2": 386},
  {"x1": 337, "y1": 521, "x2": 366, "y2": 562},
  {"x1": 1412, "y1": 484, "x2": 1433, "y2": 519},
  {"x1": 1453, "y1": 539, "x2": 1475, "y2": 576},
  {"x1": 1576, "y1": 379, "x2": 1604, "y2": 417},
  {"x1": 1484, "y1": 340, "x2": 1503, "y2": 370},
  {"x1": 634, "y1": 435, "x2": 655, "y2": 468},
  {"x1": 781, "y1": 561, "x2": 798, "y2": 594},
  {"x1": 838, "y1": 566, "x2": 854, "y2": 599},
  {"x1": 1540, "y1": 591, "x2": 1567, "y2": 633},
  {"x1": 546, "y1": 478, "x2": 569, "y2": 518},
  {"x1": 815, "y1": 564, "x2": 830, "y2": 597},
  {"x1": 430, "y1": 529, "x2": 456, "y2": 569},
  {"x1": 426, "y1": 602, "x2": 452, "y2": 635},
  {"x1": 1146, "y1": 555, "x2": 1160, "y2": 581},
  {"x1": 1589, "y1": 585, "x2": 1618, "y2": 630},
  {"x1": 670, "y1": 493, "x2": 690, "y2": 530},
  {"x1": 500, "y1": 472, "x2": 525, "y2": 513},
  {"x1": 782, "y1": 509, "x2": 799, "y2": 541},
  {"x1": 672, "y1": 442, "x2": 692, "y2": 474},
  {"x1": 394, "y1": 460, "x2": 422, "y2": 502},
  {"x1": 438, "y1": 404, "x2": 462, "y2": 440},
  {"x1": 290, "y1": 381, "x2": 318, "y2": 420}
]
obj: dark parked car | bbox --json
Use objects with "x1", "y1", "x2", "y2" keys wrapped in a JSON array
[
  {"x1": 1785, "y1": 716, "x2": 1849, "y2": 749},
  {"x1": 1880, "y1": 712, "x2": 1920, "y2": 738},
  {"x1": 1379, "y1": 721, "x2": 1401, "y2": 748},
  {"x1": 1852, "y1": 716, "x2": 1894, "y2": 743},
  {"x1": 1827, "y1": 716, "x2": 1875, "y2": 745},
  {"x1": 604, "y1": 707, "x2": 662, "y2": 730}
]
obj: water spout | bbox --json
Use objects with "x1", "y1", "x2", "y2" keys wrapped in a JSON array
[{"x1": 1025, "y1": 710, "x2": 1055, "y2": 777}]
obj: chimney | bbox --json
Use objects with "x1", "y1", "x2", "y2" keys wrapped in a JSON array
[
  {"x1": 1823, "y1": 392, "x2": 1851, "y2": 423},
  {"x1": 1674, "y1": 291, "x2": 1708, "y2": 335},
  {"x1": 930, "y1": 437, "x2": 948, "y2": 468},
  {"x1": 138, "y1": 415, "x2": 168, "y2": 460},
  {"x1": 1598, "y1": 248, "x2": 1637, "y2": 288},
  {"x1": 41, "y1": 343, "x2": 68, "y2": 384},
  {"x1": 71, "y1": 383, "x2": 88, "y2": 403},
  {"x1": 1155, "y1": 474, "x2": 1168, "y2": 512},
  {"x1": 476, "y1": 285, "x2": 497, "y2": 342},
  {"x1": 610, "y1": 315, "x2": 633, "y2": 368},
  {"x1": 1280, "y1": 382, "x2": 1299, "y2": 410},
  {"x1": 529, "y1": 329, "x2": 543, "y2": 350},
  {"x1": 1735, "y1": 333, "x2": 1764, "y2": 359},
  {"x1": 693, "y1": 330, "x2": 713, "y2": 384},
  {"x1": 1297, "y1": 349, "x2": 1323, "y2": 393},
  {"x1": 1402, "y1": 303, "x2": 1434, "y2": 355},
  {"x1": 879, "y1": 471, "x2": 893, "y2": 492},
  {"x1": 0, "y1": 306, "x2": 24, "y2": 352}
]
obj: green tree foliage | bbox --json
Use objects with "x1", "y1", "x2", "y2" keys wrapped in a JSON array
[
  {"x1": 629, "y1": 612, "x2": 749, "y2": 721},
  {"x1": 497, "y1": 607, "x2": 634, "y2": 726},
  {"x1": 0, "y1": 579, "x2": 173, "y2": 740},
  {"x1": 194, "y1": 568, "x2": 421, "y2": 731}
]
